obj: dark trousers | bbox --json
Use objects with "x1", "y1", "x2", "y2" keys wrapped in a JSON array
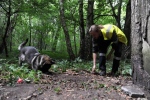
[{"x1": 99, "y1": 41, "x2": 123, "y2": 73}]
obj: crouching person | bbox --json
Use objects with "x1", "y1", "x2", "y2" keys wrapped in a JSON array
[{"x1": 89, "y1": 24, "x2": 127, "y2": 76}]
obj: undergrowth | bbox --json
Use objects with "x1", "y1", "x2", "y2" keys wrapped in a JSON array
[
  {"x1": 0, "y1": 55, "x2": 131, "y2": 86},
  {"x1": 0, "y1": 59, "x2": 42, "y2": 86}
]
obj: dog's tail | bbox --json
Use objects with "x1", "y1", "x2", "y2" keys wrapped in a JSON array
[{"x1": 18, "y1": 39, "x2": 28, "y2": 50}]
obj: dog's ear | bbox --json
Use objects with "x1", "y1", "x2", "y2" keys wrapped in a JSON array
[
  {"x1": 34, "y1": 53, "x2": 40, "y2": 56},
  {"x1": 51, "y1": 59, "x2": 55, "y2": 64},
  {"x1": 26, "y1": 38, "x2": 28, "y2": 42}
]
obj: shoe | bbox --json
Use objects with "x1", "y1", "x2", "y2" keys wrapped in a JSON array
[
  {"x1": 100, "y1": 71, "x2": 106, "y2": 76},
  {"x1": 110, "y1": 72, "x2": 119, "y2": 77}
]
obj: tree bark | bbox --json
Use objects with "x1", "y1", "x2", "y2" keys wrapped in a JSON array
[
  {"x1": 0, "y1": 0, "x2": 11, "y2": 57},
  {"x1": 9, "y1": 14, "x2": 18, "y2": 52},
  {"x1": 52, "y1": 18, "x2": 61, "y2": 51},
  {"x1": 78, "y1": 0, "x2": 85, "y2": 59},
  {"x1": 108, "y1": 0, "x2": 122, "y2": 29},
  {"x1": 52, "y1": 30, "x2": 59, "y2": 51},
  {"x1": 122, "y1": 0, "x2": 131, "y2": 59},
  {"x1": 73, "y1": 24, "x2": 77, "y2": 57},
  {"x1": 84, "y1": 0, "x2": 94, "y2": 60},
  {"x1": 131, "y1": 0, "x2": 150, "y2": 94},
  {"x1": 59, "y1": 0, "x2": 75, "y2": 60},
  {"x1": 29, "y1": 16, "x2": 32, "y2": 46}
]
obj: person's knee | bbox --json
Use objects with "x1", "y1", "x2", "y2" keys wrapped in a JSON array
[
  {"x1": 99, "y1": 54, "x2": 106, "y2": 65},
  {"x1": 114, "y1": 49, "x2": 122, "y2": 57}
]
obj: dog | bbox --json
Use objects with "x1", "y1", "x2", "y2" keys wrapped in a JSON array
[{"x1": 18, "y1": 39, "x2": 55, "y2": 73}]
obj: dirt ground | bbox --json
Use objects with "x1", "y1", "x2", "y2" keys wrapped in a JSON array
[{"x1": 0, "y1": 70, "x2": 146, "y2": 100}]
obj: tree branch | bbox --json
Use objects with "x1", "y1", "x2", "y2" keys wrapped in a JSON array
[
  {"x1": 118, "y1": 0, "x2": 122, "y2": 20},
  {"x1": 117, "y1": 0, "x2": 123, "y2": 28},
  {"x1": 108, "y1": 0, "x2": 117, "y2": 18},
  {"x1": 0, "y1": 3, "x2": 8, "y2": 13},
  {"x1": 94, "y1": 14, "x2": 114, "y2": 20}
]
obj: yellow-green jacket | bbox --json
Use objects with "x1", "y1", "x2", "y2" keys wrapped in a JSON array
[{"x1": 100, "y1": 24, "x2": 127, "y2": 45}]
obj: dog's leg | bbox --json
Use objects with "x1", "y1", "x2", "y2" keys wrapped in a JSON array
[
  {"x1": 31, "y1": 60, "x2": 39, "y2": 72},
  {"x1": 19, "y1": 57, "x2": 22, "y2": 66},
  {"x1": 19, "y1": 54, "x2": 25, "y2": 66}
]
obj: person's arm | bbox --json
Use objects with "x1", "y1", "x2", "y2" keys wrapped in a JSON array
[
  {"x1": 92, "y1": 39, "x2": 98, "y2": 73},
  {"x1": 92, "y1": 53, "x2": 97, "y2": 72}
]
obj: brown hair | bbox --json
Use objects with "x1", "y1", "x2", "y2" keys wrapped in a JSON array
[{"x1": 89, "y1": 25, "x2": 104, "y2": 33}]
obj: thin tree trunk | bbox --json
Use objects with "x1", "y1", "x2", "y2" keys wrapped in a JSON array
[
  {"x1": 84, "y1": 0, "x2": 94, "y2": 60},
  {"x1": 29, "y1": 16, "x2": 32, "y2": 46},
  {"x1": 59, "y1": 0, "x2": 75, "y2": 60},
  {"x1": 73, "y1": 24, "x2": 77, "y2": 57},
  {"x1": 108, "y1": 0, "x2": 122, "y2": 28},
  {"x1": 9, "y1": 14, "x2": 18, "y2": 52},
  {"x1": 117, "y1": 0, "x2": 122, "y2": 28},
  {"x1": 0, "y1": 0, "x2": 11, "y2": 57},
  {"x1": 124, "y1": 0, "x2": 131, "y2": 46},
  {"x1": 122, "y1": 0, "x2": 131, "y2": 59},
  {"x1": 40, "y1": 32, "x2": 43, "y2": 51},
  {"x1": 52, "y1": 27, "x2": 60, "y2": 51},
  {"x1": 9, "y1": 32, "x2": 12, "y2": 52},
  {"x1": 52, "y1": 33, "x2": 59, "y2": 51},
  {"x1": 78, "y1": 0, "x2": 85, "y2": 59}
]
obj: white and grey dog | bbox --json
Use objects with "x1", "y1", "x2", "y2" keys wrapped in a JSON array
[{"x1": 18, "y1": 39, "x2": 55, "y2": 73}]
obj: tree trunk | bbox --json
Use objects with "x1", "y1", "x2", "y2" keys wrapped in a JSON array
[
  {"x1": 122, "y1": 0, "x2": 131, "y2": 59},
  {"x1": 108, "y1": 0, "x2": 122, "y2": 29},
  {"x1": 0, "y1": 0, "x2": 11, "y2": 57},
  {"x1": 29, "y1": 16, "x2": 32, "y2": 46},
  {"x1": 84, "y1": 0, "x2": 94, "y2": 60},
  {"x1": 52, "y1": 27, "x2": 60, "y2": 51},
  {"x1": 73, "y1": 24, "x2": 77, "y2": 57},
  {"x1": 9, "y1": 32, "x2": 12, "y2": 52},
  {"x1": 78, "y1": 0, "x2": 85, "y2": 59},
  {"x1": 59, "y1": 0, "x2": 75, "y2": 60},
  {"x1": 131, "y1": 0, "x2": 150, "y2": 94},
  {"x1": 124, "y1": 0, "x2": 131, "y2": 46},
  {"x1": 40, "y1": 32, "x2": 43, "y2": 51},
  {"x1": 8, "y1": 14, "x2": 18, "y2": 52}
]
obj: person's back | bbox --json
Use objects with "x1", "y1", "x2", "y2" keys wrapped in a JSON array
[{"x1": 101, "y1": 24, "x2": 127, "y2": 45}]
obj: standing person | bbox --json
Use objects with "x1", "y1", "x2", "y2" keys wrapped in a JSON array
[{"x1": 89, "y1": 24, "x2": 127, "y2": 76}]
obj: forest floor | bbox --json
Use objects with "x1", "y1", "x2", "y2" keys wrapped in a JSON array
[{"x1": 0, "y1": 69, "x2": 146, "y2": 100}]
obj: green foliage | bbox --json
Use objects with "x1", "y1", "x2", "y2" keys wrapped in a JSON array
[
  {"x1": 50, "y1": 57, "x2": 131, "y2": 76},
  {"x1": 120, "y1": 60, "x2": 132, "y2": 75},
  {"x1": 51, "y1": 58, "x2": 93, "y2": 73},
  {"x1": 0, "y1": 58, "x2": 42, "y2": 86},
  {"x1": 106, "y1": 60, "x2": 131, "y2": 76},
  {"x1": 54, "y1": 87, "x2": 62, "y2": 94},
  {"x1": 99, "y1": 83, "x2": 105, "y2": 88},
  {"x1": 41, "y1": 50, "x2": 69, "y2": 60},
  {"x1": 0, "y1": 0, "x2": 129, "y2": 60}
]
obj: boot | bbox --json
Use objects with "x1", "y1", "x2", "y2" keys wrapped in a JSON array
[
  {"x1": 99, "y1": 56, "x2": 106, "y2": 76},
  {"x1": 111, "y1": 59, "x2": 120, "y2": 76},
  {"x1": 100, "y1": 70, "x2": 106, "y2": 76}
]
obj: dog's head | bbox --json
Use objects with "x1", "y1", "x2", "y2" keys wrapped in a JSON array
[
  {"x1": 39, "y1": 55, "x2": 55, "y2": 73},
  {"x1": 42, "y1": 55, "x2": 55, "y2": 65}
]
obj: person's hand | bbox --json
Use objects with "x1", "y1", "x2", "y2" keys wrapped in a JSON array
[
  {"x1": 91, "y1": 65, "x2": 96, "y2": 73},
  {"x1": 107, "y1": 53, "x2": 112, "y2": 60}
]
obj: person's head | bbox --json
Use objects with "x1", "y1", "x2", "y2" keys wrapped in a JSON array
[{"x1": 89, "y1": 25, "x2": 102, "y2": 39}]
